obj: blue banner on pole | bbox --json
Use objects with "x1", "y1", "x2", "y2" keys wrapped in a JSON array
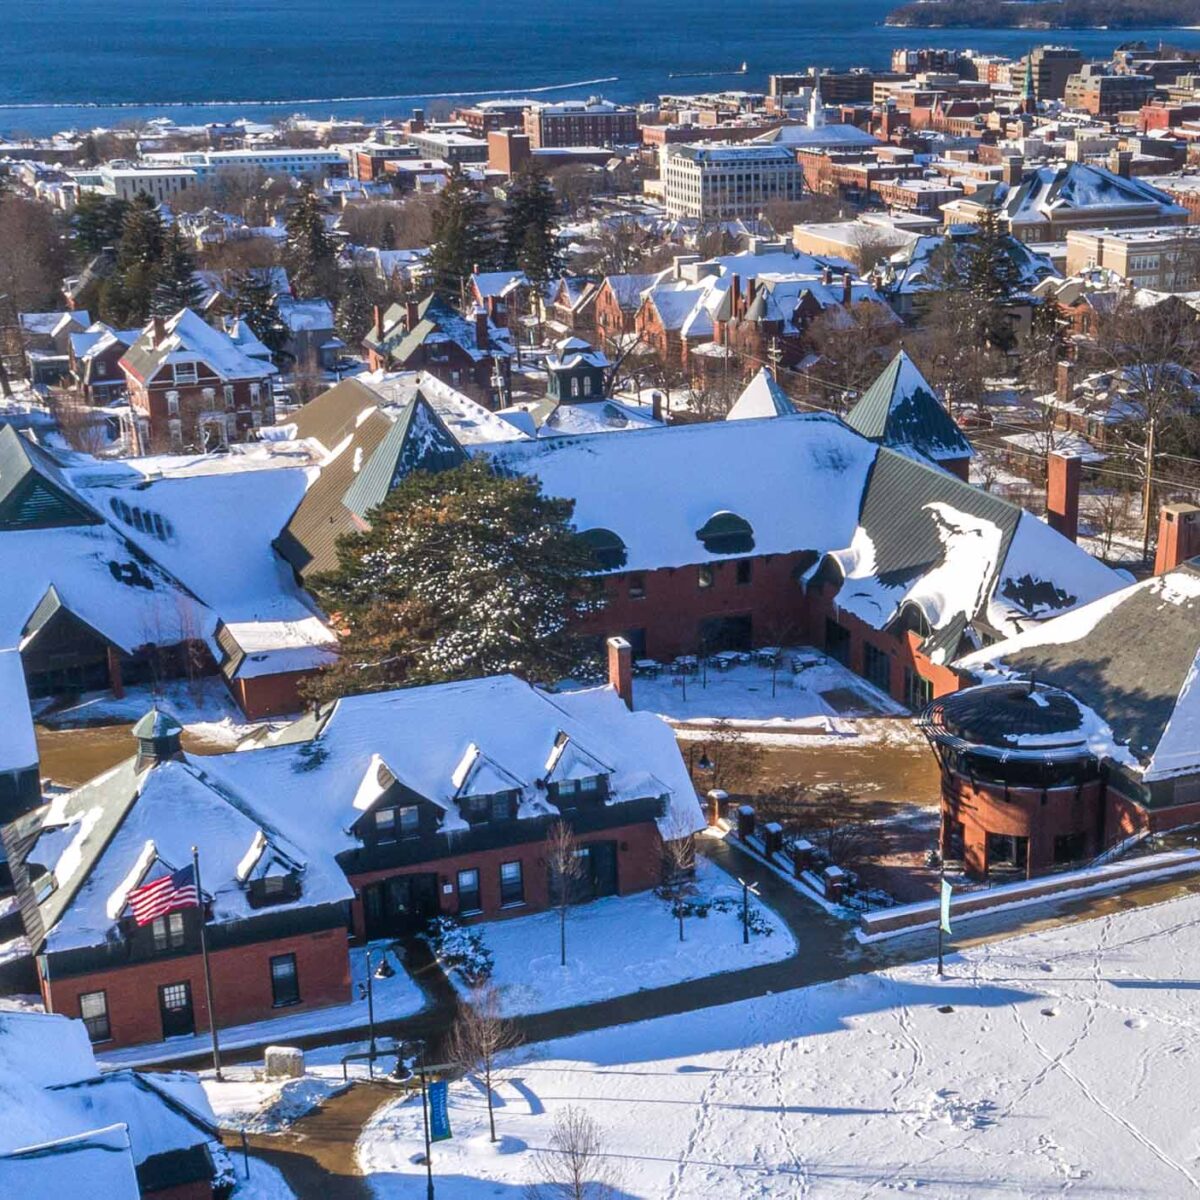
[
  {"x1": 940, "y1": 879, "x2": 953, "y2": 936},
  {"x1": 428, "y1": 1079, "x2": 452, "y2": 1142}
]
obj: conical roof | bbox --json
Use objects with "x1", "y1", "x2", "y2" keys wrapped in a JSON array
[
  {"x1": 726, "y1": 368, "x2": 798, "y2": 421},
  {"x1": 844, "y1": 351, "x2": 973, "y2": 464}
]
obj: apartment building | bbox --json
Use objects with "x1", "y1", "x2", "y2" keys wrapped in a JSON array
[
  {"x1": 524, "y1": 98, "x2": 638, "y2": 149},
  {"x1": 660, "y1": 143, "x2": 803, "y2": 219}
]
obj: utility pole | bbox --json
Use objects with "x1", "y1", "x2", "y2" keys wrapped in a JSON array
[{"x1": 1141, "y1": 414, "x2": 1157, "y2": 564}]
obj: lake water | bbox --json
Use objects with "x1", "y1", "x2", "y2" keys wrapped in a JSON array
[{"x1": 4, "y1": 0, "x2": 1200, "y2": 135}]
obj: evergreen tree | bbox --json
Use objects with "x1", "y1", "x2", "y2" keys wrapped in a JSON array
[
  {"x1": 75, "y1": 192, "x2": 129, "y2": 257},
  {"x1": 426, "y1": 167, "x2": 493, "y2": 300},
  {"x1": 104, "y1": 193, "x2": 166, "y2": 325},
  {"x1": 502, "y1": 163, "x2": 561, "y2": 284},
  {"x1": 284, "y1": 183, "x2": 338, "y2": 299},
  {"x1": 303, "y1": 457, "x2": 601, "y2": 702},
  {"x1": 232, "y1": 272, "x2": 289, "y2": 359},
  {"x1": 150, "y1": 225, "x2": 204, "y2": 317},
  {"x1": 961, "y1": 209, "x2": 1023, "y2": 352},
  {"x1": 335, "y1": 267, "x2": 375, "y2": 348}
]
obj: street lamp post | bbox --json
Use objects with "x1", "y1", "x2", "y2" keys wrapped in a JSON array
[
  {"x1": 360, "y1": 942, "x2": 398, "y2": 1073},
  {"x1": 737, "y1": 876, "x2": 761, "y2": 946}
]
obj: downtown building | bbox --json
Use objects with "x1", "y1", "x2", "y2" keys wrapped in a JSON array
[{"x1": 660, "y1": 142, "x2": 803, "y2": 220}]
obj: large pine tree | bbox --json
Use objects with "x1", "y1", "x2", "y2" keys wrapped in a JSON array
[
  {"x1": 284, "y1": 183, "x2": 338, "y2": 299},
  {"x1": 303, "y1": 457, "x2": 601, "y2": 702},
  {"x1": 74, "y1": 192, "x2": 129, "y2": 257},
  {"x1": 961, "y1": 209, "x2": 1023, "y2": 352},
  {"x1": 150, "y1": 225, "x2": 204, "y2": 317},
  {"x1": 426, "y1": 167, "x2": 493, "y2": 300},
  {"x1": 232, "y1": 271, "x2": 289, "y2": 359},
  {"x1": 103, "y1": 193, "x2": 166, "y2": 325},
  {"x1": 335, "y1": 266, "x2": 375, "y2": 348},
  {"x1": 502, "y1": 163, "x2": 561, "y2": 284}
]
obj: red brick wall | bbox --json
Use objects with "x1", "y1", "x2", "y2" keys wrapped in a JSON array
[
  {"x1": 941, "y1": 774, "x2": 1106, "y2": 877},
  {"x1": 46, "y1": 927, "x2": 350, "y2": 1049},
  {"x1": 347, "y1": 819, "x2": 664, "y2": 940},
  {"x1": 581, "y1": 553, "x2": 814, "y2": 662},
  {"x1": 230, "y1": 669, "x2": 315, "y2": 719}
]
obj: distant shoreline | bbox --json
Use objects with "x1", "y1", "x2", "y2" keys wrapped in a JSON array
[{"x1": 885, "y1": 0, "x2": 1200, "y2": 30}]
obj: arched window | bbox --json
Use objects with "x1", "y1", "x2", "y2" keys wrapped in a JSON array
[
  {"x1": 583, "y1": 375, "x2": 593, "y2": 396},
  {"x1": 695, "y1": 511, "x2": 755, "y2": 555},
  {"x1": 579, "y1": 527, "x2": 628, "y2": 570}
]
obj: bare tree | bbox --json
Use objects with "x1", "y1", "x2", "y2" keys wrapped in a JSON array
[
  {"x1": 699, "y1": 721, "x2": 765, "y2": 795},
  {"x1": 760, "y1": 782, "x2": 870, "y2": 871},
  {"x1": 658, "y1": 816, "x2": 697, "y2": 942},
  {"x1": 50, "y1": 391, "x2": 110, "y2": 455},
  {"x1": 525, "y1": 1106, "x2": 627, "y2": 1200},
  {"x1": 544, "y1": 820, "x2": 584, "y2": 968},
  {"x1": 445, "y1": 983, "x2": 522, "y2": 1143},
  {"x1": 806, "y1": 301, "x2": 902, "y2": 413}
]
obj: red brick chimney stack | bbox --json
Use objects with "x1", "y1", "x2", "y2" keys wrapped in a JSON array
[
  {"x1": 1055, "y1": 359, "x2": 1074, "y2": 405},
  {"x1": 372, "y1": 304, "x2": 383, "y2": 336},
  {"x1": 607, "y1": 636, "x2": 634, "y2": 709},
  {"x1": 474, "y1": 307, "x2": 489, "y2": 351},
  {"x1": 405, "y1": 299, "x2": 420, "y2": 328},
  {"x1": 1046, "y1": 450, "x2": 1082, "y2": 543},
  {"x1": 747, "y1": 278, "x2": 758, "y2": 307},
  {"x1": 730, "y1": 273, "x2": 741, "y2": 317},
  {"x1": 1154, "y1": 502, "x2": 1200, "y2": 575},
  {"x1": 152, "y1": 314, "x2": 166, "y2": 347},
  {"x1": 842, "y1": 271, "x2": 853, "y2": 306}
]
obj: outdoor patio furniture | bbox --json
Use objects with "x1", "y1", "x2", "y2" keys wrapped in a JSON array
[
  {"x1": 754, "y1": 646, "x2": 781, "y2": 666},
  {"x1": 673, "y1": 655, "x2": 698, "y2": 675},
  {"x1": 711, "y1": 651, "x2": 741, "y2": 671},
  {"x1": 634, "y1": 659, "x2": 661, "y2": 678}
]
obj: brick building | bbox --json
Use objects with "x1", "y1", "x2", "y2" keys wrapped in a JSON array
[
  {"x1": 120, "y1": 308, "x2": 277, "y2": 453},
  {"x1": 923, "y1": 524, "x2": 1200, "y2": 880},
  {"x1": 2, "y1": 669, "x2": 701, "y2": 1048},
  {"x1": 524, "y1": 98, "x2": 638, "y2": 149}
]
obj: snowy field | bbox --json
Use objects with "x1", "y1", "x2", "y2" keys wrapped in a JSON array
[
  {"x1": 99, "y1": 942, "x2": 425, "y2": 1068},
  {"x1": 361, "y1": 891, "x2": 1200, "y2": 1198},
  {"x1": 454, "y1": 858, "x2": 796, "y2": 1016},
  {"x1": 632, "y1": 648, "x2": 906, "y2": 727}
]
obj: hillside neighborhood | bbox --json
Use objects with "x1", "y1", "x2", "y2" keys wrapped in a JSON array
[{"x1": 5, "y1": 34, "x2": 1200, "y2": 1200}]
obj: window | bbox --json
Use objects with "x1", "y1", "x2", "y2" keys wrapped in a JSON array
[
  {"x1": 570, "y1": 377, "x2": 580, "y2": 397},
  {"x1": 862, "y1": 643, "x2": 891, "y2": 695},
  {"x1": 223, "y1": 383, "x2": 235, "y2": 410},
  {"x1": 904, "y1": 668, "x2": 933, "y2": 712},
  {"x1": 79, "y1": 990, "x2": 110, "y2": 1042},
  {"x1": 270, "y1": 952, "x2": 300, "y2": 1007},
  {"x1": 374, "y1": 807, "x2": 396, "y2": 840},
  {"x1": 500, "y1": 860, "x2": 524, "y2": 905},
  {"x1": 168, "y1": 418, "x2": 183, "y2": 448},
  {"x1": 152, "y1": 911, "x2": 186, "y2": 953},
  {"x1": 627, "y1": 573, "x2": 646, "y2": 599},
  {"x1": 735, "y1": 560, "x2": 753, "y2": 586},
  {"x1": 250, "y1": 383, "x2": 261, "y2": 403},
  {"x1": 263, "y1": 874, "x2": 286, "y2": 898},
  {"x1": 174, "y1": 362, "x2": 197, "y2": 384},
  {"x1": 697, "y1": 564, "x2": 714, "y2": 590},
  {"x1": 457, "y1": 868, "x2": 481, "y2": 914},
  {"x1": 166, "y1": 389, "x2": 180, "y2": 416}
]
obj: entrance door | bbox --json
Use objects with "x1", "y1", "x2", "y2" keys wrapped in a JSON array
[
  {"x1": 363, "y1": 873, "x2": 440, "y2": 937},
  {"x1": 158, "y1": 981, "x2": 194, "y2": 1039},
  {"x1": 699, "y1": 614, "x2": 752, "y2": 653},
  {"x1": 576, "y1": 842, "x2": 619, "y2": 901}
]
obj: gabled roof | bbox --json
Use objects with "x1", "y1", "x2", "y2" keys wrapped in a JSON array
[
  {"x1": 844, "y1": 350, "x2": 973, "y2": 464},
  {"x1": 120, "y1": 308, "x2": 277, "y2": 384},
  {"x1": 726, "y1": 369, "x2": 798, "y2": 421},
  {"x1": 0, "y1": 426, "x2": 102, "y2": 530}
]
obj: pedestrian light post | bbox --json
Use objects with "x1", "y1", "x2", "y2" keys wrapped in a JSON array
[
  {"x1": 360, "y1": 942, "x2": 398, "y2": 1069},
  {"x1": 737, "y1": 876, "x2": 760, "y2": 945}
]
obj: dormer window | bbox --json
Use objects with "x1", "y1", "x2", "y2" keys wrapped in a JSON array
[
  {"x1": 552, "y1": 775, "x2": 607, "y2": 808},
  {"x1": 152, "y1": 912, "x2": 186, "y2": 953},
  {"x1": 174, "y1": 362, "x2": 198, "y2": 384},
  {"x1": 249, "y1": 871, "x2": 301, "y2": 907},
  {"x1": 372, "y1": 804, "x2": 420, "y2": 844},
  {"x1": 464, "y1": 791, "x2": 517, "y2": 825}
]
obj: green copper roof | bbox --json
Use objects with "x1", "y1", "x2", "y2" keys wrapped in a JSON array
[{"x1": 844, "y1": 351, "x2": 973, "y2": 465}]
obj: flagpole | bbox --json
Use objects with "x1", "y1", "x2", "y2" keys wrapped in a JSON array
[{"x1": 192, "y1": 845, "x2": 223, "y2": 1081}]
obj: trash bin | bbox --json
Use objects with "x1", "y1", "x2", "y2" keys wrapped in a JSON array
[
  {"x1": 791, "y1": 838, "x2": 814, "y2": 877},
  {"x1": 762, "y1": 821, "x2": 783, "y2": 858},
  {"x1": 823, "y1": 864, "x2": 846, "y2": 902},
  {"x1": 736, "y1": 804, "x2": 756, "y2": 840}
]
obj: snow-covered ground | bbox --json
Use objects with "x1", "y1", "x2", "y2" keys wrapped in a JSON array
[
  {"x1": 37, "y1": 678, "x2": 274, "y2": 748},
  {"x1": 231, "y1": 1156, "x2": 296, "y2": 1200},
  {"x1": 98, "y1": 942, "x2": 426, "y2": 1068},
  {"x1": 632, "y1": 647, "x2": 905, "y2": 727},
  {"x1": 452, "y1": 858, "x2": 796, "y2": 1017},
  {"x1": 360, "y1": 890, "x2": 1200, "y2": 1198}
]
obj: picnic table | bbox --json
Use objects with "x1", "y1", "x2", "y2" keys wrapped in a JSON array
[
  {"x1": 754, "y1": 646, "x2": 781, "y2": 666},
  {"x1": 710, "y1": 650, "x2": 742, "y2": 671},
  {"x1": 672, "y1": 655, "x2": 698, "y2": 675},
  {"x1": 634, "y1": 658, "x2": 661, "y2": 678}
]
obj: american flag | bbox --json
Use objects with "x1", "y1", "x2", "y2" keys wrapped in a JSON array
[{"x1": 128, "y1": 864, "x2": 199, "y2": 926}]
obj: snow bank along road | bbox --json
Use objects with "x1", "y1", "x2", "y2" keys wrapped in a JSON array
[{"x1": 360, "y1": 889, "x2": 1200, "y2": 1198}]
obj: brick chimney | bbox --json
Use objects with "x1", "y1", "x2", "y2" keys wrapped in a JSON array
[
  {"x1": 405, "y1": 298, "x2": 420, "y2": 328},
  {"x1": 1001, "y1": 154, "x2": 1025, "y2": 186},
  {"x1": 1055, "y1": 359, "x2": 1074, "y2": 405},
  {"x1": 842, "y1": 271, "x2": 853, "y2": 306},
  {"x1": 606, "y1": 636, "x2": 633, "y2": 709},
  {"x1": 474, "y1": 307, "x2": 489, "y2": 351},
  {"x1": 746, "y1": 278, "x2": 758, "y2": 307},
  {"x1": 1154, "y1": 502, "x2": 1200, "y2": 575},
  {"x1": 730, "y1": 274, "x2": 741, "y2": 318},
  {"x1": 651, "y1": 391, "x2": 663, "y2": 422},
  {"x1": 821, "y1": 265, "x2": 833, "y2": 286},
  {"x1": 372, "y1": 304, "x2": 383, "y2": 336},
  {"x1": 152, "y1": 314, "x2": 167, "y2": 347},
  {"x1": 1046, "y1": 450, "x2": 1082, "y2": 543}
]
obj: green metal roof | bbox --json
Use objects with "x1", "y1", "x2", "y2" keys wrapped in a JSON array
[
  {"x1": 0, "y1": 425, "x2": 100, "y2": 530},
  {"x1": 844, "y1": 351, "x2": 973, "y2": 465}
]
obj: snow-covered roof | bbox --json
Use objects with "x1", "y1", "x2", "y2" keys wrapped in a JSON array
[
  {"x1": 200, "y1": 674, "x2": 703, "y2": 848},
  {"x1": 754, "y1": 123, "x2": 882, "y2": 149},
  {"x1": 19, "y1": 311, "x2": 90, "y2": 338},
  {"x1": 957, "y1": 563, "x2": 1200, "y2": 781},
  {"x1": 277, "y1": 297, "x2": 334, "y2": 333},
  {"x1": 1000, "y1": 163, "x2": 1187, "y2": 226},
  {"x1": 121, "y1": 308, "x2": 277, "y2": 384},
  {"x1": 539, "y1": 398, "x2": 661, "y2": 438},
  {"x1": 0, "y1": 649, "x2": 36, "y2": 773},
  {"x1": 725, "y1": 369, "x2": 798, "y2": 420}
]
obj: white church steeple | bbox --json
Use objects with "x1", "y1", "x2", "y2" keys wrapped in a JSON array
[{"x1": 808, "y1": 69, "x2": 826, "y2": 129}]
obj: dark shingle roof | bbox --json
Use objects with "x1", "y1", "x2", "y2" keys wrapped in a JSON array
[{"x1": 844, "y1": 351, "x2": 973, "y2": 464}]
